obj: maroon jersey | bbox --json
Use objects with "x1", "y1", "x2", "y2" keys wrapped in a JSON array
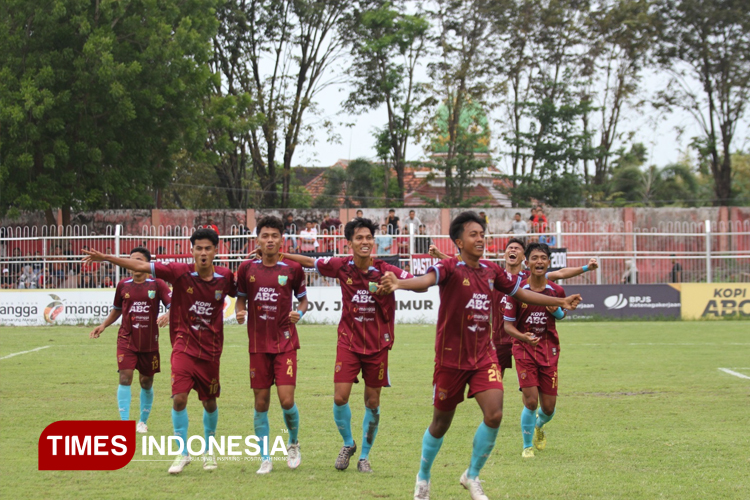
[
  {"x1": 113, "y1": 277, "x2": 172, "y2": 352},
  {"x1": 150, "y1": 261, "x2": 236, "y2": 362},
  {"x1": 492, "y1": 269, "x2": 531, "y2": 346},
  {"x1": 236, "y1": 257, "x2": 307, "y2": 353},
  {"x1": 315, "y1": 256, "x2": 412, "y2": 355},
  {"x1": 503, "y1": 279, "x2": 565, "y2": 366},
  {"x1": 429, "y1": 258, "x2": 521, "y2": 370}
]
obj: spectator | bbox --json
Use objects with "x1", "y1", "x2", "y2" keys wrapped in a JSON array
[
  {"x1": 299, "y1": 221, "x2": 319, "y2": 254},
  {"x1": 530, "y1": 206, "x2": 548, "y2": 235},
  {"x1": 229, "y1": 226, "x2": 247, "y2": 255},
  {"x1": 404, "y1": 210, "x2": 422, "y2": 235},
  {"x1": 8, "y1": 248, "x2": 23, "y2": 284},
  {"x1": 508, "y1": 212, "x2": 528, "y2": 241},
  {"x1": 1, "y1": 268, "x2": 12, "y2": 289},
  {"x1": 354, "y1": 209, "x2": 364, "y2": 220},
  {"x1": 283, "y1": 214, "x2": 299, "y2": 253},
  {"x1": 203, "y1": 215, "x2": 220, "y2": 235},
  {"x1": 479, "y1": 211, "x2": 489, "y2": 231},
  {"x1": 415, "y1": 224, "x2": 432, "y2": 254},
  {"x1": 621, "y1": 259, "x2": 638, "y2": 284},
  {"x1": 174, "y1": 242, "x2": 183, "y2": 255},
  {"x1": 375, "y1": 224, "x2": 394, "y2": 256},
  {"x1": 80, "y1": 273, "x2": 96, "y2": 289},
  {"x1": 403, "y1": 262, "x2": 412, "y2": 274},
  {"x1": 670, "y1": 255, "x2": 682, "y2": 283},
  {"x1": 322, "y1": 216, "x2": 342, "y2": 231},
  {"x1": 80, "y1": 245, "x2": 100, "y2": 277},
  {"x1": 156, "y1": 246, "x2": 165, "y2": 256},
  {"x1": 50, "y1": 245, "x2": 67, "y2": 286},
  {"x1": 100, "y1": 275, "x2": 115, "y2": 288}
]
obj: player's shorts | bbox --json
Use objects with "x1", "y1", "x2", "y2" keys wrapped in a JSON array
[
  {"x1": 171, "y1": 351, "x2": 221, "y2": 401},
  {"x1": 515, "y1": 356, "x2": 559, "y2": 396},
  {"x1": 249, "y1": 351, "x2": 297, "y2": 389},
  {"x1": 334, "y1": 345, "x2": 390, "y2": 388},
  {"x1": 117, "y1": 347, "x2": 160, "y2": 377},
  {"x1": 432, "y1": 362, "x2": 504, "y2": 412},
  {"x1": 496, "y1": 343, "x2": 513, "y2": 372}
]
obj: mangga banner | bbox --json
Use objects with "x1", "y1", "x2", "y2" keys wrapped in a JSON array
[{"x1": 680, "y1": 283, "x2": 750, "y2": 319}]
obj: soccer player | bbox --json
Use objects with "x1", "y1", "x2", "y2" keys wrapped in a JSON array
[
  {"x1": 235, "y1": 216, "x2": 308, "y2": 474},
  {"x1": 430, "y1": 238, "x2": 597, "y2": 377},
  {"x1": 504, "y1": 243, "x2": 567, "y2": 459},
  {"x1": 380, "y1": 211, "x2": 581, "y2": 500},
  {"x1": 83, "y1": 229, "x2": 236, "y2": 474},
  {"x1": 89, "y1": 247, "x2": 171, "y2": 433},
  {"x1": 277, "y1": 217, "x2": 415, "y2": 473}
]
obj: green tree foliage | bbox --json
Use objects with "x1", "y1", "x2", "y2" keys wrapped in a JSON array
[
  {"x1": 0, "y1": 0, "x2": 218, "y2": 223},
  {"x1": 312, "y1": 158, "x2": 396, "y2": 208},
  {"x1": 610, "y1": 162, "x2": 701, "y2": 206}
]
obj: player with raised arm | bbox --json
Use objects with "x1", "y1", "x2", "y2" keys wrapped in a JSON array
[
  {"x1": 503, "y1": 243, "x2": 568, "y2": 459},
  {"x1": 84, "y1": 229, "x2": 236, "y2": 474},
  {"x1": 279, "y1": 217, "x2": 415, "y2": 473},
  {"x1": 235, "y1": 216, "x2": 308, "y2": 474},
  {"x1": 89, "y1": 247, "x2": 171, "y2": 433},
  {"x1": 381, "y1": 211, "x2": 581, "y2": 500},
  {"x1": 430, "y1": 238, "x2": 596, "y2": 377}
]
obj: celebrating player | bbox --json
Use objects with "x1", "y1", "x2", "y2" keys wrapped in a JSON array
[
  {"x1": 278, "y1": 217, "x2": 415, "y2": 473},
  {"x1": 380, "y1": 211, "x2": 581, "y2": 500},
  {"x1": 430, "y1": 238, "x2": 597, "y2": 377},
  {"x1": 503, "y1": 243, "x2": 567, "y2": 458},
  {"x1": 84, "y1": 229, "x2": 236, "y2": 474},
  {"x1": 89, "y1": 247, "x2": 171, "y2": 432},
  {"x1": 235, "y1": 216, "x2": 308, "y2": 474}
]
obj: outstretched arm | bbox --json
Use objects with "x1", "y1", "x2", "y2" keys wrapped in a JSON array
[
  {"x1": 380, "y1": 270, "x2": 437, "y2": 293},
  {"x1": 428, "y1": 245, "x2": 449, "y2": 260},
  {"x1": 547, "y1": 257, "x2": 598, "y2": 281},
  {"x1": 513, "y1": 288, "x2": 582, "y2": 310},
  {"x1": 278, "y1": 252, "x2": 316, "y2": 269},
  {"x1": 82, "y1": 249, "x2": 150, "y2": 274}
]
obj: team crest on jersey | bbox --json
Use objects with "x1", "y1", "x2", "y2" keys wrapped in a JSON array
[
  {"x1": 250, "y1": 275, "x2": 256, "y2": 282},
  {"x1": 488, "y1": 279, "x2": 494, "y2": 289},
  {"x1": 346, "y1": 277, "x2": 353, "y2": 285},
  {"x1": 187, "y1": 287, "x2": 194, "y2": 294},
  {"x1": 278, "y1": 275, "x2": 288, "y2": 286},
  {"x1": 552, "y1": 347, "x2": 558, "y2": 356},
  {"x1": 148, "y1": 290, "x2": 156, "y2": 299},
  {"x1": 384, "y1": 333, "x2": 390, "y2": 342},
  {"x1": 117, "y1": 354, "x2": 124, "y2": 363},
  {"x1": 287, "y1": 357, "x2": 293, "y2": 366},
  {"x1": 463, "y1": 278, "x2": 470, "y2": 286},
  {"x1": 215, "y1": 290, "x2": 222, "y2": 301},
  {"x1": 124, "y1": 293, "x2": 130, "y2": 299},
  {"x1": 520, "y1": 370, "x2": 527, "y2": 380},
  {"x1": 335, "y1": 361, "x2": 342, "y2": 372},
  {"x1": 521, "y1": 303, "x2": 528, "y2": 308},
  {"x1": 250, "y1": 368, "x2": 256, "y2": 378},
  {"x1": 438, "y1": 388, "x2": 447, "y2": 401},
  {"x1": 284, "y1": 331, "x2": 290, "y2": 339}
]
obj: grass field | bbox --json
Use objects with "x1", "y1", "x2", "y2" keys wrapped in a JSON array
[{"x1": 1, "y1": 322, "x2": 749, "y2": 499}]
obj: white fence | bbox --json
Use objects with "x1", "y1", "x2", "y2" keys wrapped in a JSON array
[{"x1": 1, "y1": 220, "x2": 749, "y2": 289}]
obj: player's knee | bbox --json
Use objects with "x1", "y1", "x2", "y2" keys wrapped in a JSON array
[
  {"x1": 484, "y1": 408, "x2": 503, "y2": 428},
  {"x1": 364, "y1": 394, "x2": 380, "y2": 410},
  {"x1": 524, "y1": 397, "x2": 538, "y2": 411},
  {"x1": 139, "y1": 377, "x2": 153, "y2": 390},
  {"x1": 119, "y1": 373, "x2": 133, "y2": 385},
  {"x1": 279, "y1": 396, "x2": 295, "y2": 410},
  {"x1": 203, "y1": 398, "x2": 217, "y2": 413},
  {"x1": 541, "y1": 403, "x2": 555, "y2": 416},
  {"x1": 334, "y1": 394, "x2": 349, "y2": 406},
  {"x1": 173, "y1": 394, "x2": 188, "y2": 411}
]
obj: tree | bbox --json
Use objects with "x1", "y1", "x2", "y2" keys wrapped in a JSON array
[
  {"x1": 654, "y1": 0, "x2": 750, "y2": 206},
  {"x1": 342, "y1": 0, "x2": 430, "y2": 203},
  {"x1": 0, "y1": 0, "x2": 217, "y2": 224},
  {"x1": 610, "y1": 162, "x2": 701, "y2": 206},
  {"x1": 312, "y1": 158, "x2": 391, "y2": 207}
]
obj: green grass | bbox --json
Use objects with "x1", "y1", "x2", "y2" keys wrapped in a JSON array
[{"x1": 1, "y1": 322, "x2": 749, "y2": 499}]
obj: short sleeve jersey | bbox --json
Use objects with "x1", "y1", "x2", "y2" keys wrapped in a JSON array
[
  {"x1": 492, "y1": 269, "x2": 531, "y2": 346},
  {"x1": 113, "y1": 277, "x2": 172, "y2": 352},
  {"x1": 504, "y1": 279, "x2": 565, "y2": 366},
  {"x1": 236, "y1": 257, "x2": 307, "y2": 353},
  {"x1": 429, "y1": 258, "x2": 521, "y2": 370},
  {"x1": 150, "y1": 262, "x2": 236, "y2": 362},
  {"x1": 315, "y1": 256, "x2": 412, "y2": 355}
]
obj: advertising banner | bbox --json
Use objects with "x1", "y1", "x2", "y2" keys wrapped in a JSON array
[
  {"x1": 563, "y1": 284, "x2": 681, "y2": 320},
  {"x1": 410, "y1": 254, "x2": 440, "y2": 276},
  {"x1": 680, "y1": 283, "x2": 750, "y2": 319}
]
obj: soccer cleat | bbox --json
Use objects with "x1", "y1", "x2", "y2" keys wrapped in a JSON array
[
  {"x1": 202, "y1": 453, "x2": 217, "y2": 471},
  {"x1": 533, "y1": 425, "x2": 547, "y2": 450},
  {"x1": 168, "y1": 454, "x2": 191, "y2": 474},
  {"x1": 460, "y1": 469, "x2": 489, "y2": 500},
  {"x1": 334, "y1": 441, "x2": 357, "y2": 470},
  {"x1": 136, "y1": 422, "x2": 148, "y2": 434},
  {"x1": 287, "y1": 443, "x2": 301, "y2": 469},
  {"x1": 257, "y1": 459, "x2": 273, "y2": 474},
  {"x1": 414, "y1": 474, "x2": 431, "y2": 500},
  {"x1": 357, "y1": 458, "x2": 373, "y2": 473},
  {"x1": 522, "y1": 447, "x2": 535, "y2": 458}
]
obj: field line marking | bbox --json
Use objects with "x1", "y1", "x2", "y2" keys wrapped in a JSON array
[
  {"x1": 718, "y1": 368, "x2": 750, "y2": 380},
  {"x1": 0, "y1": 345, "x2": 51, "y2": 360}
]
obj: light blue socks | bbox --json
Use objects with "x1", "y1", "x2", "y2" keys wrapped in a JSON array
[
  {"x1": 203, "y1": 408, "x2": 218, "y2": 454},
  {"x1": 117, "y1": 385, "x2": 131, "y2": 421},
  {"x1": 468, "y1": 422, "x2": 500, "y2": 479},
  {"x1": 282, "y1": 404, "x2": 300, "y2": 445},
  {"x1": 254, "y1": 410, "x2": 270, "y2": 460},
  {"x1": 333, "y1": 403, "x2": 354, "y2": 447},
  {"x1": 521, "y1": 407, "x2": 536, "y2": 449},
  {"x1": 172, "y1": 408, "x2": 189, "y2": 456},
  {"x1": 537, "y1": 407, "x2": 555, "y2": 428},
  {"x1": 139, "y1": 387, "x2": 154, "y2": 423},
  {"x1": 360, "y1": 406, "x2": 380, "y2": 460},
  {"x1": 418, "y1": 428, "x2": 444, "y2": 481}
]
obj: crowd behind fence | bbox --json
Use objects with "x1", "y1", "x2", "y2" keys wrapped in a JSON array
[{"x1": 1, "y1": 220, "x2": 749, "y2": 290}]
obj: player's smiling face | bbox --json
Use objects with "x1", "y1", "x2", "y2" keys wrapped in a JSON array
[
  {"x1": 192, "y1": 239, "x2": 217, "y2": 271},
  {"x1": 349, "y1": 227, "x2": 374, "y2": 258},
  {"x1": 527, "y1": 248, "x2": 550, "y2": 276},
  {"x1": 505, "y1": 242, "x2": 524, "y2": 267},
  {"x1": 259, "y1": 227, "x2": 282, "y2": 257},
  {"x1": 456, "y1": 221, "x2": 485, "y2": 259}
]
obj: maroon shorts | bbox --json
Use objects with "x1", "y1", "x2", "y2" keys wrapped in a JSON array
[
  {"x1": 334, "y1": 345, "x2": 390, "y2": 388},
  {"x1": 496, "y1": 343, "x2": 513, "y2": 372},
  {"x1": 171, "y1": 351, "x2": 221, "y2": 401},
  {"x1": 515, "y1": 356, "x2": 559, "y2": 396},
  {"x1": 249, "y1": 351, "x2": 297, "y2": 389},
  {"x1": 117, "y1": 348, "x2": 160, "y2": 377},
  {"x1": 433, "y1": 362, "x2": 504, "y2": 412}
]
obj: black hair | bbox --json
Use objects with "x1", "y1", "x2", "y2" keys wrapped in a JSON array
[
  {"x1": 515, "y1": 212, "x2": 522, "y2": 216},
  {"x1": 130, "y1": 246, "x2": 152, "y2": 262},
  {"x1": 190, "y1": 228, "x2": 219, "y2": 247},
  {"x1": 449, "y1": 211, "x2": 486, "y2": 246},
  {"x1": 525, "y1": 242, "x2": 551, "y2": 260},
  {"x1": 505, "y1": 238, "x2": 526, "y2": 251},
  {"x1": 388, "y1": 208, "x2": 395, "y2": 213},
  {"x1": 344, "y1": 217, "x2": 378, "y2": 241},
  {"x1": 256, "y1": 215, "x2": 284, "y2": 235}
]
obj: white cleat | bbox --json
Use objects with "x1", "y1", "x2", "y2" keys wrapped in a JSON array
[
  {"x1": 168, "y1": 454, "x2": 191, "y2": 474},
  {"x1": 414, "y1": 474, "x2": 431, "y2": 500},
  {"x1": 136, "y1": 421, "x2": 148, "y2": 434},
  {"x1": 202, "y1": 453, "x2": 217, "y2": 471},
  {"x1": 460, "y1": 469, "x2": 489, "y2": 500},
  {"x1": 287, "y1": 443, "x2": 301, "y2": 469},
  {"x1": 257, "y1": 459, "x2": 273, "y2": 474}
]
